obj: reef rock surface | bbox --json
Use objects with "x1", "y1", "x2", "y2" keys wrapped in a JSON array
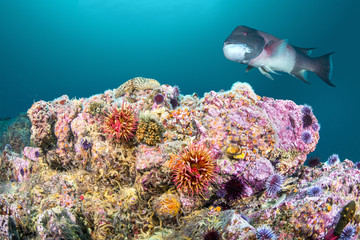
[{"x1": 0, "y1": 77, "x2": 357, "y2": 240}]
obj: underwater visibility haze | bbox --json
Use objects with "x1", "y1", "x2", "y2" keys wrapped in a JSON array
[
  {"x1": 0, "y1": 0, "x2": 360, "y2": 239},
  {"x1": 0, "y1": 0, "x2": 359, "y2": 162}
]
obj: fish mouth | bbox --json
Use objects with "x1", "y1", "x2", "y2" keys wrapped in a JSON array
[
  {"x1": 224, "y1": 40, "x2": 240, "y2": 45},
  {"x1": 223, "y1": 43, "x2": 252, "y2": 63}
]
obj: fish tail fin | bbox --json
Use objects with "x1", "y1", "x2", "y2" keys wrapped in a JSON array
[{"x1": 313, "y1": 52, "x2": 335, "y2": 87}]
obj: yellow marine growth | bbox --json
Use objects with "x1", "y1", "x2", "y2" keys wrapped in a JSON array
[
  {"x1": 136, "y1": 112, "x2": 165, "y2": 146},
  {"x1": 153, "y1": 192, "x2": 181, "y2": 219},
  {"x1": 87, "y1": 101, "x2": 105, "y2": 115}
]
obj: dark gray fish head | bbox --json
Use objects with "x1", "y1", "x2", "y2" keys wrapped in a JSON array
[{"x1": 223, "y1": 25, "x2": 265, "y2": 64}]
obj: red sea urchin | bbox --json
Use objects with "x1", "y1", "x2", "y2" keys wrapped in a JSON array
[
  {"x1": 103, "y1": 103, "x2": 138, "y2": 142},
  {"x1": 171, "y1": 143, "x2": 216, "y2": 196},
  {"x1": 223, "y1": 176, "x2": 247, "y2": 202},
  {"x1": 307, "y1": 156, "x2": 321, "y2": 167},
  {"x1": 203, "y1": 228, "x2": 222, "y2": 240}
]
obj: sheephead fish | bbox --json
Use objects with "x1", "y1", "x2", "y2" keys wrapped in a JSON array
[{"x1": 223, "y1": 25, "x2": 335, "y2": 86}]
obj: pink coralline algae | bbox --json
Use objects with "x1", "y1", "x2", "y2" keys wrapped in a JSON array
[
  {"x1": 2, "y1": 78, "x2": 359, "y2": 240},
  {"x1": 135, "y1": 144, "x2": 165, "y2": 170},
  {"x1": 27, "y1": 100, "x2": 56, "y2": 148},
  {"x1": 22, "y1": 147, "x2": 41, "y2": 161},
  {"x1": 12, "y1": 157, "x2": 31, "y2": 182},
  {"x1": 244, "y1": 159, "x2": 360, "y2": 240}
]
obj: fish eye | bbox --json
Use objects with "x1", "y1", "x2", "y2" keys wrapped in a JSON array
[{"x1": 242, "y1": 32, "x2": 248, "y2": 36}]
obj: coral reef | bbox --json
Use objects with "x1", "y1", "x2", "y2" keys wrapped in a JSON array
[{"x1": 0, "y1": 77, "x2": 358, "y2": 239}]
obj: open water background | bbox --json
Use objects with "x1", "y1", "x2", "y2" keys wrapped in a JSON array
[{"x1": 0, "y1": 0, "x2": 359, "y2": 162}]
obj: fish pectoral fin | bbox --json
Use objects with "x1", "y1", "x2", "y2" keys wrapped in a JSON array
[
  {"x1": 259, "y1": 66, "x2": 274, "y2": 80},
  {"x1": 262, "y1": 66, "x2": 280, "y2": 75},
  {"x1": 265, "y1": 39, "x2": 288, "y2": 58},
  {"x1": 245, "y1": 65, "x2": 255, "y2": 72}
]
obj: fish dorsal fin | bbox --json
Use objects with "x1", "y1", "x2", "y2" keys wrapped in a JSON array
[
  {"x1": 293, "y1": 46, "x2": 315, "y2": 56},
  {"x1": 245, "y1": 65, "x2": 255, "y2": 72},
  {"x1": 265, "y1": 39, "x2": 288, "y2": 58}
]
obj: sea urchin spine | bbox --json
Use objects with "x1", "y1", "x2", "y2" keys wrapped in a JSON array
[
  {"x1": 301, "y1": 131, "x2": 312, "y2": 144},
  {"x1": 256, "y1": 225, "x2": 277, "y2": 240},
  {"x1": 327, "y1": 154, "x2": 340, "y2": 166},
  {"x1": 223, "y1": 176, "x2": 247, "y2": 202},
  {"x1": 265, "y1": 173, "x2": 284, "y2": 197},
  {"x1": 339, "y1": 224, "x2": 356, "y2": 240},
  {"x1": 307, "y1": 186, "x2": 323, "y2": 197}
]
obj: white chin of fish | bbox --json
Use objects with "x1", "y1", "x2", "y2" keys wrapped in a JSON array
[{"x1": 223, "y1": 44, "x2": 251, "y2": 62}]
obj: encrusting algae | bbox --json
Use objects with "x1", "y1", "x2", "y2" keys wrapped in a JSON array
[{"x1": 0, "y1": 77, "x2": 359, "y2": 239}]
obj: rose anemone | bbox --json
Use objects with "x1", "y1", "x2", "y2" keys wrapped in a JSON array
[
  {"x1": 103, "y1": 103, "x2": 138, "y2": 142},
  {"x1": 171, "y1": 143, "x2": 216, "y2": 196}
]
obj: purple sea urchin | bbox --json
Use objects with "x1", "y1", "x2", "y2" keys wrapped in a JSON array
[
  {"x1": 327, "y1": 154, "x2": 340, "y2": 166},
  {"x1": 355, "y1": 162, "x2": 360, "y2": 170},
  {"x1": 173, "y1": 85, "x2": 180, "y2": 97},
  {"x1": 223, "y1": 176, "x2": 247, "y2": 202},
  {"x1": 307, "y1": 186, "x2": 322, "y2": 197},
  {"x1": 302, "y1": 114, "x2": 313, "y2": 128},
  {"x1": 265, "y1": 173, "x2": 284, "y2": 197},
  {"x1": 301, "y1": 131, "x2": 312, "y2": 144},
  {"x1": 301, "y1": 104, "x2": 313, "y2": 115},
  {"x1": 170, "y1": 97, "x2": 179, "y2": 109},
  {"x1": 34, "y1": 150, "x2": 40, "y2": 158},
  {"x1": 339, "y1": 225, "x2": 356, "y2": 240},
  {"x1": 154, "y1": 93, "x2": 165, "y2": 105},
  {"x1": 81, "y1": 138, "x2": 92, "y2": 150},
  {"x1": 312, "y1": 122, "x2": 321, "y2": 131},
  {"x1": 256, "y1": 225, "x2": 277, "y2": 240},
  {"x1": 307, "y1": 156, "x2": 321, "y2": 167}
]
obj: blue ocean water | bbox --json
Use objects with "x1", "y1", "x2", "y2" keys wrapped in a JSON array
[{"x1": 0, "y1": 0, "x2": 359, "y2": 162}]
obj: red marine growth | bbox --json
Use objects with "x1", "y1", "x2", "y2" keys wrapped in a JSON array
[
  {"x1": 171, "y1": 143, "x2": 216, "y2": 196},
  {"x1": 103, "y1": 103, "x2": 138, "y2": 142}
]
